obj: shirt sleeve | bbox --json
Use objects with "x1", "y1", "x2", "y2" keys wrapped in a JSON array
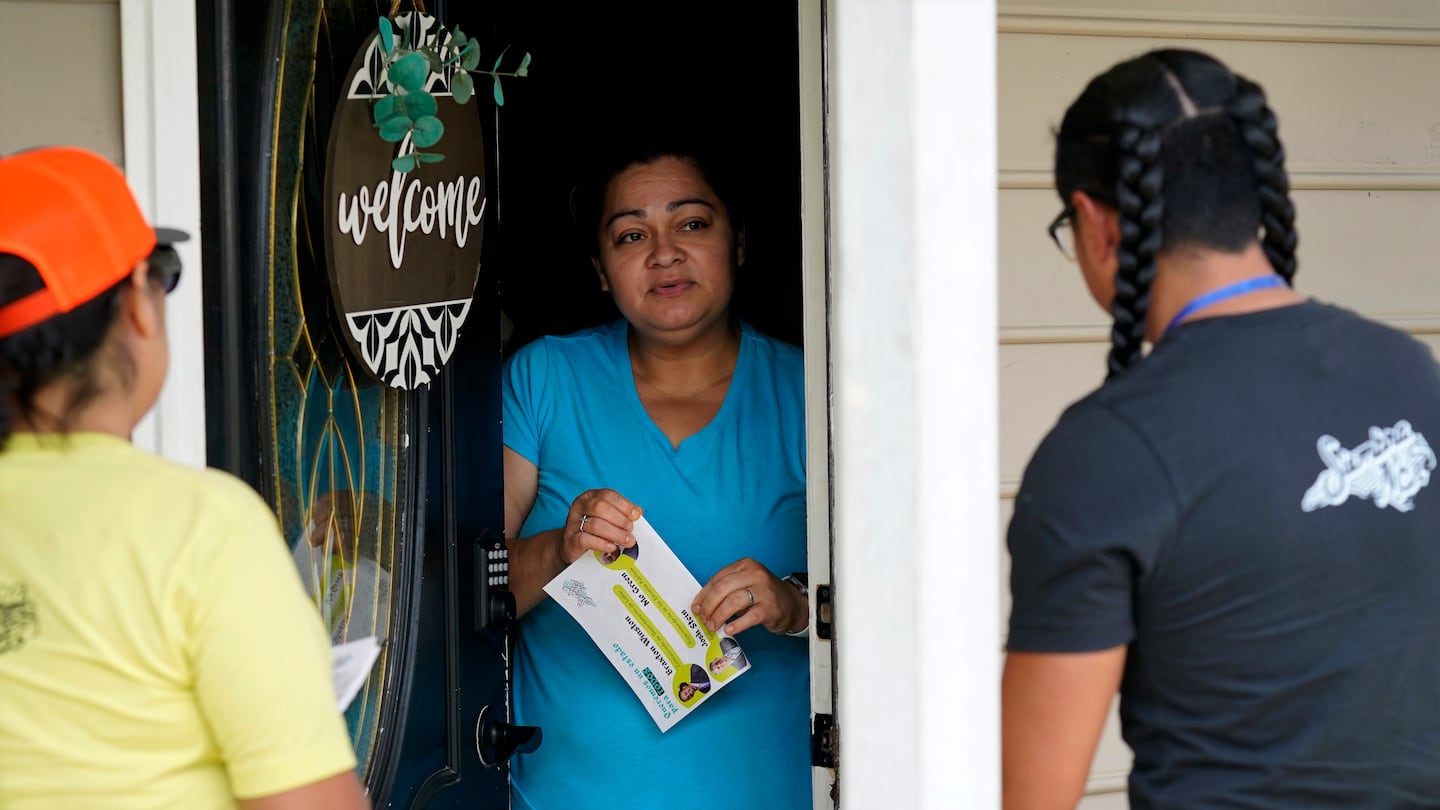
[
  {"x1": 182, "y1": 490, "x2": 358, "y2": 799},
  {"x1": 502, "y1": 337, "x2": 551, "y2": 466},
  {"x1": 1006, "y1": 400, "x2": 1179, "y2": 653}
]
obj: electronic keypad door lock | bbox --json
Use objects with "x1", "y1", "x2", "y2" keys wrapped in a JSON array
[
  {"x1": 474, "y1": 704, "x2": 542, "y2": 768},
  {"x1": 474, "y1": 530, "x2": 517, "y2": 631}
]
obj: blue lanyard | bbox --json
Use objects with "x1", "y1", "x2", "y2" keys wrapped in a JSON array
[{"x1": 1165, "y1": 275, "x2": 1286, "y2": 335}]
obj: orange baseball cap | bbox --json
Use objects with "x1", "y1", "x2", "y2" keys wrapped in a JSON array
[{"x1": 0, "y1": 146, "x2": 189, "y2": 338}]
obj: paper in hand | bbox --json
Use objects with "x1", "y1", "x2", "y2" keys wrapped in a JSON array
[
  {"x1": 543, "y1": 516, "x2": 751, "y2": 731},
  {"x1": 331, "y1": 635, "x2": 382, "y2": 712}
]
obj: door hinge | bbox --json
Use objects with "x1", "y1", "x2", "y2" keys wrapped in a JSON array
[{"x1": 811, "y1": 712, "x2": 838, "y2": 769}]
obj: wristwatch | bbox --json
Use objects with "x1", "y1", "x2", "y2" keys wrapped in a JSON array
[
  {"x1": 781, "y1": 573, "x2": 810, "y2": 637},
  {"x1": 781, "y1": 572, "x2": 808, "y2": 596}
]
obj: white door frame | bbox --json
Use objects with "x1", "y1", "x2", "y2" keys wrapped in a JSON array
[
  {"x1": 120, "y1": 0, "x2": 206, "y2": 466},
  {"x1": 828, "y1": 0, "x2": 1000, "y2": 807},
  {"x1": 798, "y1": 1, "x2": 837, "y2": 806}
]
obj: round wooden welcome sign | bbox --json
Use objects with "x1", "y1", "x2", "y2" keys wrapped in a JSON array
[{"x1": 324, "y1": 13, "x2": 485, "y2": 390}]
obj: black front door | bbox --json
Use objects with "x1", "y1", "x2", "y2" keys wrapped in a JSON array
[{"x1": 196, "y1": 1, "x2": 520, "y2": 805}]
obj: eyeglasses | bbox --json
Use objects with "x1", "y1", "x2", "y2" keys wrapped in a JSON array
[
  {"x1": 147, "y1": 246, "x2": 183, "y2": 294},
  {"x1": 1047, "y1": 206, "x2": 1076, "y2": 261}
]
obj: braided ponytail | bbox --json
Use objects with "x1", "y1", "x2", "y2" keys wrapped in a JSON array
[
  {"x1": 1057, "y1": 49, "x2": 1299, "y2": 377},
  {"x1": 1106, "y1": 122, "x2": 1165, "y2": 377},
  {"x1": 1227, "y1": 76, "x2": 1297, "y2": 284}
]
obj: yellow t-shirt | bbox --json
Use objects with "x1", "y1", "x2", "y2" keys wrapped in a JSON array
[{"x1": 0, "y1": 433, "x2": 358, "y2": 809}]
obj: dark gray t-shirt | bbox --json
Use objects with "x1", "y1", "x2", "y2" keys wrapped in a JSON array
[{"x1": 1008, "y1": 300, "x2": 1440, "y2": 809}]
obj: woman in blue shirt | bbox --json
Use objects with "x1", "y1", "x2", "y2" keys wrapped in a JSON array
[{"x1": 502, "y1": 139, "x2": 812, "y2": 809}]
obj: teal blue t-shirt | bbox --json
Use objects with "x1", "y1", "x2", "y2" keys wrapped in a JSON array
[{"x1": 503, "y1": 320, "x2": 811, "y2": 809}]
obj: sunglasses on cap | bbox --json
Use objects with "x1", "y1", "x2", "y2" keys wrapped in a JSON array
[{"x1": 147, "y1": 245, "x2": 182, "y2": 294}]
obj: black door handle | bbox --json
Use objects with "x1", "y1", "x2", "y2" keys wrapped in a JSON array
[{"x1": 474, "y1": 704, "x2": 542, "y2": 768}]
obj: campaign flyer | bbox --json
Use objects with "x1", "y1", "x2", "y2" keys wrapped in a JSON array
[{"x1": 543, "y1": 516, "x2": 751, "y2": 732}]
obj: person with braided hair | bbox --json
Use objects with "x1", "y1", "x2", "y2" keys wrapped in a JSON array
[{"x1": 1003, "y1": 50, "x2": 1440, "y2": 809}]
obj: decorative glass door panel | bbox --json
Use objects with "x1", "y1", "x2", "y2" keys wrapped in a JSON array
[{"x1": 198, "y1": 0, "x2": 512, "y2": 805}]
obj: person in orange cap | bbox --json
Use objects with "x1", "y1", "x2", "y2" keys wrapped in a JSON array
[{"x1": 0, "y1": 147, "x2": 369, "y2": 809}]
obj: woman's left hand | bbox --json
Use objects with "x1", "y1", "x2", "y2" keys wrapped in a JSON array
[{"x1": 692, "y1": 558, "x2": 807, "y2": 636}]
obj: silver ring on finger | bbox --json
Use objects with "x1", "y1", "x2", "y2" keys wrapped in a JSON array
[
  {"x1": 578, "y1": 514, "x2": 590, "y2": 534},
  {"x1": 746, "y1": 588, "x2": 755, "y2": 607}
]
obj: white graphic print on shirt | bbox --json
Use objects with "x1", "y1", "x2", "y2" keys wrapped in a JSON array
[{"x1": 1301, "y1": 420, "x2": 1436, "y2": 513}]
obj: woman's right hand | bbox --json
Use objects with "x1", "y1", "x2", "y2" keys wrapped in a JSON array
[{"x1": 559, "y1": 488, "x2": 643, "y2": 565}]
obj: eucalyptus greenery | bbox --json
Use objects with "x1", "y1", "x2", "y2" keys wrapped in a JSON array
[{"x1": 373, "y1": 16, "x2": 531, "y2": 172}]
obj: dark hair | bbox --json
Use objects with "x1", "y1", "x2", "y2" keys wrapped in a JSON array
[
  {"x1": 0, "y1": 253, "x2": 129, "y2": 448},
  {"x1": 1054, "y1": 49, "x2": 1297, "y2": 376},
  {"x1": 570, "y1": 134, "x2": 746, "y2": 260}
]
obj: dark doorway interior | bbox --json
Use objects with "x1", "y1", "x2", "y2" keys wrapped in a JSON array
[{"x1": 447, "y1": 0, "x2": 805, "y2": 354}]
